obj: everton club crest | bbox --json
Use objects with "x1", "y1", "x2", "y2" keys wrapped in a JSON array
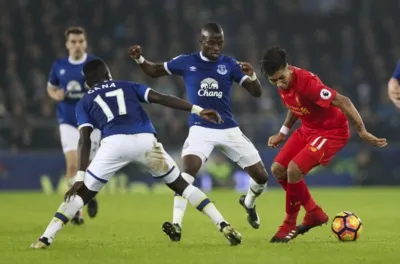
[{"x1": 217, "y1": 65, "x2": 227, "y2": 75}]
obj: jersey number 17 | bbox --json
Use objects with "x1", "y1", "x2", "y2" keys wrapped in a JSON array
[{"x1": 94, "y1": 88, "x2": 127, "y2": 122}]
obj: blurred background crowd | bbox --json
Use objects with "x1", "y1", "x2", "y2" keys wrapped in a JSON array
[{"x1": 1, "y1": 0, "x2": 400, "y2": 152}]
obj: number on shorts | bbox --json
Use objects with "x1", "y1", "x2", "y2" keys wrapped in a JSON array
[{"x1": 93, "y1": 88, "x2": 127, "y2": 122}]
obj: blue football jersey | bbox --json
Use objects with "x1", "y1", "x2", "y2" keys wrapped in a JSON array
[
  {"x1": 48, "y1": 53, "x2": 97, "y2": 127},
  {"x1": 164, "y1": 52, "x2": 249, "y2": 129},
  {"x1": 76, "y1": 80, "x2": 156, "y2": 139}
]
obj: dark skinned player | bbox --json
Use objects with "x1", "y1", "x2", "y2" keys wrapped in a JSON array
[
  {"x1": 128, "y1": 22, "x2": 269, "y2": 242},
  {"x1": 30, "y1": 59, "x2": 242, "y2": 249}
]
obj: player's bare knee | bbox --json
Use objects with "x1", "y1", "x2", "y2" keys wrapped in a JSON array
[
  {"x1": 182, "y1": 155, "x2": 202, "y2": 177},
  {"x1": 271, "y1": 162, "x2": 287, "y2": 181},
  {"x1": 245, "y1": 162, "x2": 268, "y2": 184},
  {"x1": 287, "y1": 161, "x2": 303, "y2": 183}
]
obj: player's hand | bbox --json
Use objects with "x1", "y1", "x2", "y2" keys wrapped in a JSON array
[
  {"x1": 200, "y1": 109, "x2": 223, "y2": 124},
  {"x1": 237, "y1": 61, "x2": 254, "y2": 76},
  {"x1": 388, "y1": 85, "x2": 400, "y2": 108},
  {"x1": 128, "y1": 45, "x2": 142, "y2": 60},
  {"x1": 54, "y1": 89, "x2": 65, "y2": 101},
  {"x1": 358, "y1": 130, "x2": 388, "y2": 148},
  {"x1": 64, "y1": 181, "x2": 84, "y2": 202},
  {"x1": 267, "y1": 133, "x2": 286, "y2": 148}
]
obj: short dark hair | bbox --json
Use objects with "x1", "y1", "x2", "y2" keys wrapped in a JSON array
[
  {"x1": 64, "y1": 26, "x2": 87, "y2": 41},
  {"x1": 201, "y1": 22, "x2": 223, "y2": 34},
  {"x1": 260, "y1": 46, "x2": 289, "y2": 76},
  {"x1": 83, "y1": 59, "x2": 108, "y2": 87}
]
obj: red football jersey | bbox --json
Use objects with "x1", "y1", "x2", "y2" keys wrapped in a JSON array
[{"x1": 278, "y1": 66, "x2": 350, "y2": 139}]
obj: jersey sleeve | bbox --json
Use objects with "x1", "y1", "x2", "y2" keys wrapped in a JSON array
[
  {"x1": 48, "y1": 61, "x2": 59, "y2": 87},
  {"x1": 76, "y1": 100, "x2": 94, "y2": 130},
  {"x1": 230, "y1": 58, "x2": 249, "y2": 86},
  {"x1": 300, "y1": 73, "x2": 337, "y2": 108},
  {"x1": 132, "y1": 83, "x2": 151, "y2": 103},
  {"x1": 163, "y1": 54, "x2": 188, "y2": 76},
  {"x1": 392, "y1": 60, "x2": 400, "y2": 80}
]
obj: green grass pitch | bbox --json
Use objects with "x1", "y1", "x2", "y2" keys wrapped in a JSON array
[{"x1": 0, "y1": 188, "x2": 399, "y2": 264}]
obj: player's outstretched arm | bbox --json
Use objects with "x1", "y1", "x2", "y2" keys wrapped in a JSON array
[
  {"x1": 147, "y1": 89, "x2": 222, "y2": 124},
  {"x1": 128, "y1": 45, "x2": 169, "y2": 78},
  {"x1": 332, "y1": 93, "x2": 387, "y2": 148},
  {"x1": 238, "y1": 62, "x2": 262, "y2": 97}
]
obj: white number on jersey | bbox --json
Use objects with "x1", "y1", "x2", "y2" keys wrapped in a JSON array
[{"x1": 94, "y1": 88, "x2": 127, "y2": 122}]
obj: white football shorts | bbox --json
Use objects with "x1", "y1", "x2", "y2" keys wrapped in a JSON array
[
  {"x1": 84, "y1": 133, "x2": 180, "y2": 192},
  {"x1": 181, "y1": 126, "x2": 261, "y2": 168},
  {"x1": 59, "y1": 124, "x2": 100, "y2": 160}
]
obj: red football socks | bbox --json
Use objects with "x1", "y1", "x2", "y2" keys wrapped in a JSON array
[
  {"x1": 285, "y1": 180, "x2": 318, "y2": 221},
  {"x1": 302, "y1": 183, "x2": 317, "y2": 212},
  {"x1": 277, "y1": 179, "x2": 287, "y2": 190},
  {"x1": 285, "y1": 181, "x2": 303, "y2": 224}
]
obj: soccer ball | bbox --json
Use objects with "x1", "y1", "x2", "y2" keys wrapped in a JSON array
[{"x1": 331, "y1": 211, "x2": 363, "y2": 241}]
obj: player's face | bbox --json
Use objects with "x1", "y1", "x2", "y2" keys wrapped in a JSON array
[
  {"x1": 268, "y1": 67, "x2": 292, "y2": 89},
  {"x1": 66, "y1": 34, "x2": 87, "y2": 58},
  {"x1": 201, "y1": 32, "x2": 224, "y2": 60}
]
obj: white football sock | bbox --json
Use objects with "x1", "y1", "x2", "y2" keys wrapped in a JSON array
[
  {"x1": 244, "y1": 178, "x2": 267, "y2": 208},
  {"x1": 67, "y1": 174, "x2": 83, "y2": 217},
  {"x1": 41, "y1": 195, "x2": 84, "y2": 243},
  {"x1": 182, "y1": 184, "x2": 225, "y2": 229},
  {"x1": 172, "y1": 173, "x2": 194, "y2": 226}
]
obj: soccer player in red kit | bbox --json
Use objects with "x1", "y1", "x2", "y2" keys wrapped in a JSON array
[{"x1": 261, "y1": 46, "x2": 388, "y2": 243}]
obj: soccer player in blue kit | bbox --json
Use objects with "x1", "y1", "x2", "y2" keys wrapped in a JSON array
[
  {"x1": 31, "y1": 59, "x2": 242, "y2": 249},
  {"x1": 129, "y1": 22, "x2": 269, "y2": 241},
  {"x1": 47, "y1": 27, "x2": 100, "y2": 224}
]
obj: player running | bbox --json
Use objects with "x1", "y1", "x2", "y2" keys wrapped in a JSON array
[
  {"x1": 30, "y1": 59, "x2": 242, "y2": 249},
  {"x1": 47, "y1": 27, "x2": 100, "y2": 224},
  {"x1": 261, "y1": 46, "x2": 387, "y2": 243},
  {"x1": 128, "y1": 22, "x2": 269, "y2": 241},
  {"x1": 388, "y1": 59, "x2": 400, "y2": 108}
]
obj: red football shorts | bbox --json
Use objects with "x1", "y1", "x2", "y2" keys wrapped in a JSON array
[{"x1": 274, "y1": 128, "x2": 348, "y2": 174}]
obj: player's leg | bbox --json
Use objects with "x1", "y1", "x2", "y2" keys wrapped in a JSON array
[
  {"x1": 31, "y1": 136, "x2": 130, "y2": 249},
  {"x1": 59, "y1": 124, "x2": 84, "y2": 225},
  {"x1": 271, "y1": 137, "x2": 341, "y2": 243},
  {"x1": 172, "y1": 155, "x2": 203, "y2": 226},
  {"x1": 270, "y1": 157, "x2": 316, "y2": 242},
  {"x1": 269, "y1": 130, "x2": 308, "y2": 243},
  {"x1": 31, "y1": 184, "x2": 97, "y2": 249},
  {"x1": 166, "y1": 174, "x2": 241, "y2": 246},
  {"x1": 270, "y1": 131, "x2": 320, "y2": 217},
  {"x1": 270, "y1": 130, "x2": 307, "y2": 190},
  {"x1": 295, "y1": 137, "x2": 347, "y2": 237},
  {"x1": 86, "y1": 128, "x2": 101, "y2": 218},
  {"x1": 168, "y1": 126, "x2": 214, "y2": 241},
  {"x1": 218, "y1": 128, "x2": 267, "y2": 229},
  {"x1": 142, "y1": 136, "x2": 241, "y2": 245}
]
